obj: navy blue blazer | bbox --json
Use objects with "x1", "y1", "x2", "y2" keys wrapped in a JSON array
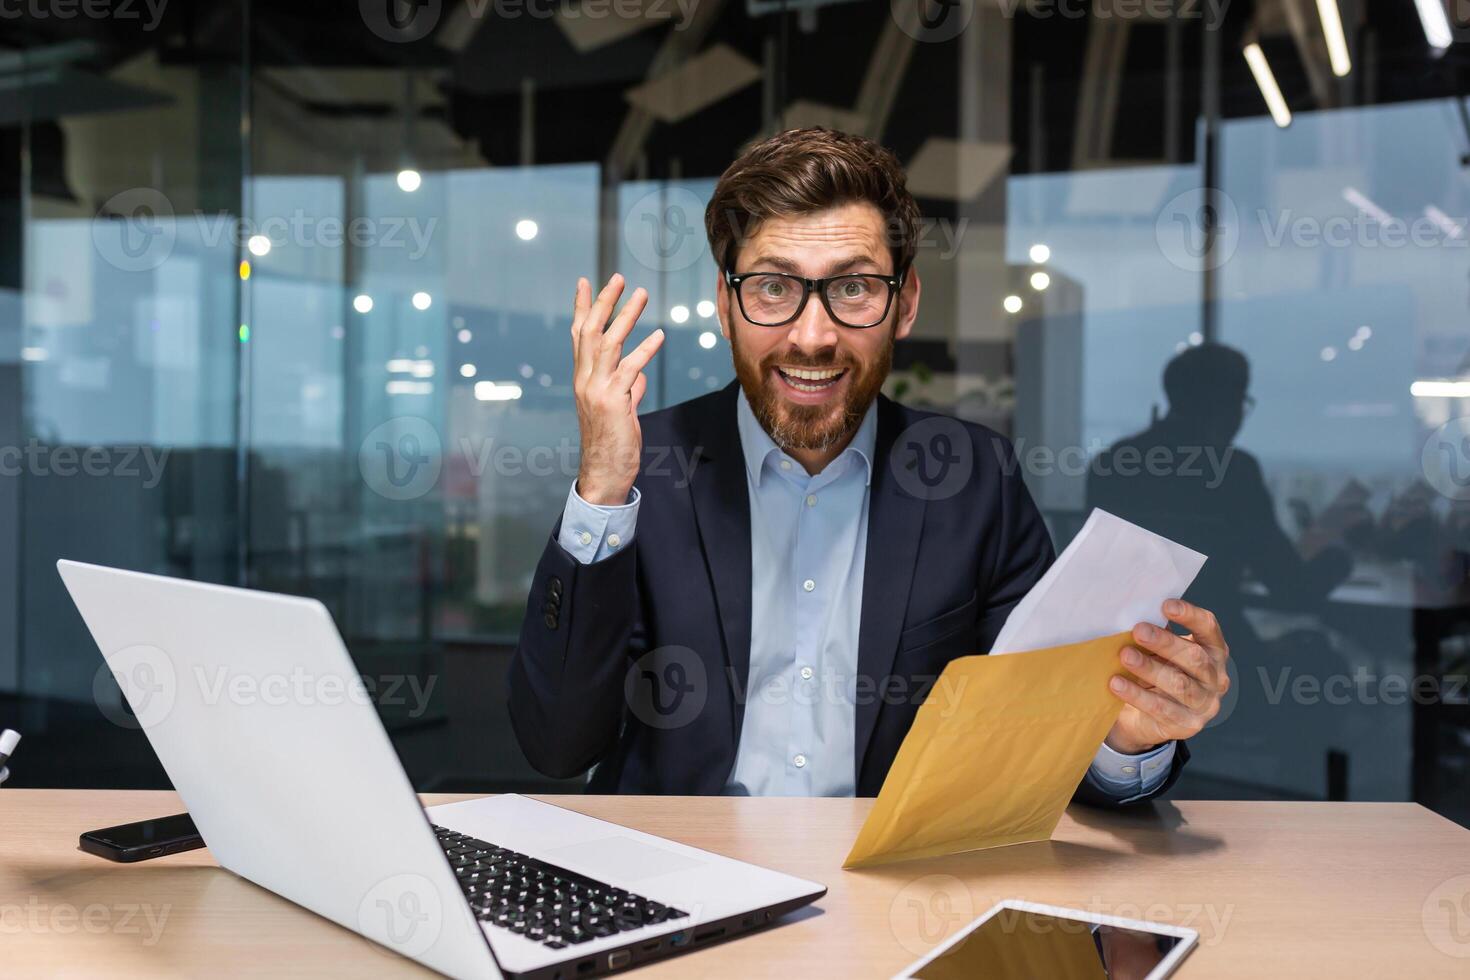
[{"x1": 509, "y1": 381, "x2": 1189, "y2": 800}]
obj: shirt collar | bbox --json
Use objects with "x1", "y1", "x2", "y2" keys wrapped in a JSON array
[{"x1": 735, "y1": 386, "x2": 878, "y2": 487}]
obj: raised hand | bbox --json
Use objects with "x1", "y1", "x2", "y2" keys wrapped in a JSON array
[{"x1": 571, "y1": 274, "x2": 665, "y2": 506}]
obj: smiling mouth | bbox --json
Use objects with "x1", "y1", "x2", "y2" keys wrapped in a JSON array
[{"x1": 775, "y1": 366, "x2": 847, "y2": 392}]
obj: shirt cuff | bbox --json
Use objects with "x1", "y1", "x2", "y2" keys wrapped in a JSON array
[
  {"x1": 557, "y1": 482, "x2": 640, "y2": 564},
  {"x1": 1083, "y1": 740, "x2": 1177, "y2": 803}
]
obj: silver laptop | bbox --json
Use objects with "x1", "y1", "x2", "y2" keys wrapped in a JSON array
[{"x1": 58, "y1": 560, "x2": 825, "y2": 979}]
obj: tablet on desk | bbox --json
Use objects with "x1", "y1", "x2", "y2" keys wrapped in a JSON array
[{"x1": 895, "y1": 899, "x2": 1198, "y2": 980}]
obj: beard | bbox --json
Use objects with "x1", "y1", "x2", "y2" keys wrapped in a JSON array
[{"x1": 729, "y1": 328, "x2": 893, "y2": 454}]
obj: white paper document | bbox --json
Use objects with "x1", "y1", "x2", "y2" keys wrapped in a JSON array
[{"x1": 990, "y1": 508, "x2": 1208, "y2": 655}]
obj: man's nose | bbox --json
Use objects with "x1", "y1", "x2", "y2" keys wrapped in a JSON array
[{"x1": 785, "y1": 291, "x2": 840, "y2": 354}]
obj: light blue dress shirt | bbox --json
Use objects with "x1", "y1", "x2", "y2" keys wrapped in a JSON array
[{"x1": 557, "y1": 392, "x2": 1175, "y2": 801}]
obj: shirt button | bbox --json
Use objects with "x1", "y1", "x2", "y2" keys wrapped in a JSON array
[
  {"x1": 802, "y1": 579, "x2": 815, "y2": 592},
  {"x1": 793, "y1": 754, "x2": 807, "y2": 768},
  {"x1": 1121, "y1": 766, "x2": 1138, "y2": 774},
  {"x1": 607, "y1": 533, "x2": 621, "y2": 549},
  {"x1": 579, "y1": 531, "x2": 592, "y2": 546},
  {"x1": 800, "y1": 666, "x2": 814, "y2": 680},
  {"x1": 779, "y1": 459, "x2": 792, "y2": 471},
  {"x1": 805, "y1": 494, "x2": 817, "y2": 507}
]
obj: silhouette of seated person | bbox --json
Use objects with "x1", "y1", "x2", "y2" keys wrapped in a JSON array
[{"x1": 1086, "y1": 343, "x2": 1352, "y2": 651}]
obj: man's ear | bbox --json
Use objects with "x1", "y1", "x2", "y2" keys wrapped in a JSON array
[
  {"x1": 716, "y1": 271, "x2": 733, "y2": 341},
  {"x1": 894, "y1": 266, "x2": 921, "y2": 341}
]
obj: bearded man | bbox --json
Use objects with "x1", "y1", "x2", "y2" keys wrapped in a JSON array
[{"x1": 509, "y1": 128, "x2": 1230, "y2": 802}]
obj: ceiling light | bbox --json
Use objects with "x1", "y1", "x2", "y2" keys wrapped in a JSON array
[
  {"x1": 475, "y1": 381, "x2": 524, "y2": 402},
  {"x1": 386, "y1": 380, "x2": 433, "y2": 396},
  {"x1": 1411, "y1": 380, "x2": 1470, "y2": 397},
  {"x1": 396, "y1": 169, "x2": 422, "y2": 192},
  {"x1": 1243, "y1": 43, "x2": 1292, "y2": 128},
  {"x1": 353, "y1": 294, "x2": 374, "y2": 314},
  {"x1": 1315, "y1": 0, "x2": 1351, "y2": 77},
  {"x1": 1028, "y1": 243, "x2": 1050, "y2": 264},
  {"x1": 1414, "y1": 0, "x2": 1452, "y2": 49}
]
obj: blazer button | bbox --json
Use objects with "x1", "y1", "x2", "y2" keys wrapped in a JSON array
[
  {"x1": 544, "y1": 612, "x2": 558, "y2": 629},
  {"x1": 543, "y1": 600, "x2": 559, "y2": 616},
  {"x1": 547, "y1": 577, "x2": 563, "y2": 599}
]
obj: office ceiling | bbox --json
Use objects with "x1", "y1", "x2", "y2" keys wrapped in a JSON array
[{"x1": 0, "y1": 0, "x2": 1467, "y2": 184}]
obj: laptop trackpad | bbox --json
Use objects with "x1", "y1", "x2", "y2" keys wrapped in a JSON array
[{"x1": 544, "y1": 836, "x2": 704, "y2": 884}]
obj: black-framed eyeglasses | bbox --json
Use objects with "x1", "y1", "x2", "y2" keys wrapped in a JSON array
[{"x1": 724, "y1": 267, "x2": 904, "y2": 329}]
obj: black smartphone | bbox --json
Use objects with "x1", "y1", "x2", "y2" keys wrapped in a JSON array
[{"x1": 79, "y1": 813, "x2": 204, "y2": 863}]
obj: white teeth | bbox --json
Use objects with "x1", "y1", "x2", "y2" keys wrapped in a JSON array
[{"x1": 780, "y1": 367, "x2": 843, "y2": 381}]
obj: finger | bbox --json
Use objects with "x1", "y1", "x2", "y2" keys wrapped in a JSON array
[
  {"x1": 1163, "y1": 599, "x2": 1227, "y2": 658},
  {"x1": 629, "y1": 371, "x2": 649, "y2": 412},
  {"x1": 1109, "y1": 675, "x2": 1192, "y2": 734},
  {"x1": 1131, "y1": 622, "x2": 1221, "y2": 688},
  {"x1": 577, "y1": 275, "x2": 625, "y2": 382},
  {"x1": 615, "y1": 328, "x2": 665, "y2": 385},
  {"x1": 597, "y1": 287, "x2": 649, "y2": 374},
  {"x1": 1120, "y1": 646, "x2": 1207, "y2": 711},
  {"x1": 570, "y1": 277, "x2": 591, "y2": 360}
]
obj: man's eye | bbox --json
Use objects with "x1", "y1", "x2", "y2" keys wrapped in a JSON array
[
  {"x1": 840, "y1": 281, "x2": 866, "y2": 298},
  {"x1": 759, "y1": 281, "x2": 787, "y2": 298}
]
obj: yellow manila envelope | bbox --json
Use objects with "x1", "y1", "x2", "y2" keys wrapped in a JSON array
[{"x1": 843, "y1": 631, "x2": 1134, "y2": 869}]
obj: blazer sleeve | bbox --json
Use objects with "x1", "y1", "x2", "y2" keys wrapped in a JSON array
[{"x1": 507, "y1": 519, "x2": 645, "y2": 779}]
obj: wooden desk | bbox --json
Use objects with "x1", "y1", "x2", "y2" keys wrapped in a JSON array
[{"x1": 5, "y1": 791, "x2": 1470, "y2": 977}]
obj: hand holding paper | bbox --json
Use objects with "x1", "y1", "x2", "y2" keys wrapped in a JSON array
[
  {"x1": 1107, "y1": 601, "x2": 1231, "y2": 754},
  {"x1": 843, "y1": 510, "x2": 1229, "y2": 869},
  {"x1": 989, "y1": 508, "x2": 1228, "y2": 756}
]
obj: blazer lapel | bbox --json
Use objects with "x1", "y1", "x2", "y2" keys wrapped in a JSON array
[
  {"x1": 687, "y1": 383, "x2": 754, "y2": 737},
  {"x1": 854, "y1": 396, "x2": 927, "y2": 781}
]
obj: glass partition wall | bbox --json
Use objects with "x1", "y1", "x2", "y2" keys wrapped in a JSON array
[{"x1": 2, "y1": 0, "x2": 1467, "y2": 825}]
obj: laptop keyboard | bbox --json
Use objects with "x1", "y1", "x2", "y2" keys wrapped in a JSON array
[{"x1": 432, "y1": 825, "x2": 689, "y2": 949}]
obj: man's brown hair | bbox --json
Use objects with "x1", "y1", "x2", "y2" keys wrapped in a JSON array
[{"x1": 704, "y1": 127, "x2": 922, "y2": 275}]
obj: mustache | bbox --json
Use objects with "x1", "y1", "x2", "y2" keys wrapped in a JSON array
[{"x1": 761, "y1": 352, "x2": 856, "y2": 371}]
